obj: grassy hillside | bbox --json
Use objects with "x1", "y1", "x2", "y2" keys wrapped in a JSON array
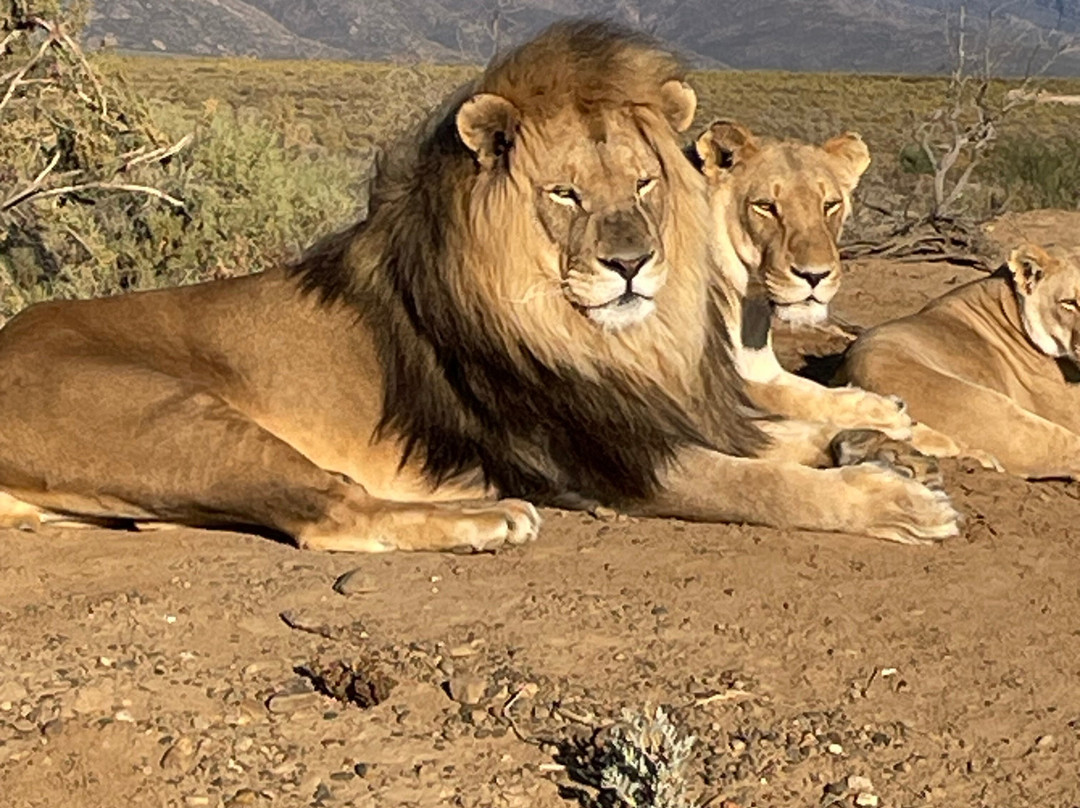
[{"x1": 109, "y1": 54, "x2": 1080, "y2": 215}]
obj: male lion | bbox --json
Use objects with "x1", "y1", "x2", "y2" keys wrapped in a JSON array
[
  {"x1": 841, "y1": 243, "x2": 1080, "y2": 479},
  {"x1": 692, "y1": 120, "x2": 912, "y2": 438},
  {"x1": 0, "y1": 23, "x2": 957, "y2": 549}
]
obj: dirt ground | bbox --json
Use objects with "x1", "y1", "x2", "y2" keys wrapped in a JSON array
[{"x1": 3, "y1": 213, "x2": 1080, "y2": 808}]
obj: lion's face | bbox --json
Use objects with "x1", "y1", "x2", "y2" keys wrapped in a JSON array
[
  {"x1": 456, "y1": 81, "x2": 698, "y2": 333},
  {"x1": 694, "y1": 121, "x2": 871, "y2": 325},
  {"x1": 530, "y1": 111, "x2": 670, "y2": 330},
  {"x1": 1008, "y1": 244, "x2": 1080, "y2": 363}
]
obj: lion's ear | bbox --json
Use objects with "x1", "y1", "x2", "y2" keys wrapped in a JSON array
[
  {"x1": 694, "y1": 120, "x2": 759, "y2": 180},
  {"x1": 822, "y1": 132, "x2": 871, "y2": 192},
  {"x1": 659, "y1": 80, "x2": 697, "y2": 133},
  {"x1": 456, "y1": 93, "x2": 520, "y2": 171},
  {"x1": 1008, "y1": 244, "x2": 1053, "y2": 296}
]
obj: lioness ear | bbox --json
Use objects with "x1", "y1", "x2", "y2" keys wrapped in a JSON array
[
  {"x1": 1008, "y1": 244, "x2": 1053, "y2": 296},
  {"x1": 694, "y1": 120, "x2": 759, "y2": 180},
  {"x1": 456, "y1": 93, "x2": 520, "y2": 171},
  {"x1": 659, "y1": 80, "x2": 697, "y2": 133},
  {"x1": 822, "y1": 132, "x2": 871, "y2": 191}
]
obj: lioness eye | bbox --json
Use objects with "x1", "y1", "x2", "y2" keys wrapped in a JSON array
[
  {"x1": 547, "y1": 186, "x2": 581, "y2": 207},
  {"x1": 824, "y1": 199, "x2": 842, "y2": 215},
  {"x1": 636, "y1": 177, "x2": 657, "y2": 197},
  {"x1": 1060, "y1": 299, "x2": 1079, "y2": 312},
  {"x1": 750, "y1": 200, "x2": 778, "y2": 218}
]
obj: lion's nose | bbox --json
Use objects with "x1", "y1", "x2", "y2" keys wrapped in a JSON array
[
  {"x1": 599, "y1": 252, "x2": 654, "y2": 281},
  {"x1": 792, "y1": 267, "x2": 830, "y2": 288}
]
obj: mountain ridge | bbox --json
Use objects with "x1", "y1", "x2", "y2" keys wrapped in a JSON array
[{"x1": 85, "y1": 0, "x2": 1080, "y2": 75}]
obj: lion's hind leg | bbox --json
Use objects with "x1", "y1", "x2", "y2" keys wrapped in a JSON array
[
  {"x1": 0, "y1": 492, "x2": 117, "y2": 532},
  {"x1": 847, "y1": 349, "x2": 1076, "y2": 478},
  {"x1": 0, "y1": 358, "x2": 540, "y2": 552},
  {"x1": 296, "y1": 495, "x2": 541, "y2": 553}
]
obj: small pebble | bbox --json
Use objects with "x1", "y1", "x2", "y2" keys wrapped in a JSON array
[
  {"x1": 847, "y1": 775, "x2": 874, "y2": 793},
  {"x1": 447, "y1": 674, "x2": 487, "y2": 706},
  {"x1": 332, "y1": 568, "x2": 378, "y2": 596},
  {"x1": 225, "y1": 789, "x2": 258, "y2": 807},
  {"x1": 855, "y1": 794, "x2": 879, "y2": 807},
  {"x1": 1035, "y1": 734, "x2": 1057, "y2": 751},
  {"x1": 827, "y1": 743, "x2": 844, "y2": 755},
  {"x1": 0, "y1": 681, "x2": 28, "y2": 705},
  {"x1": 267, "y1": 692, "x2": 322, "y2": 714},
  {"x1": 160, "y1": 736, "x2": 197, "y2": 772}
]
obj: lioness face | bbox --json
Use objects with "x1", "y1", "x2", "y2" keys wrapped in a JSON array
[
  {"x1": 455, "y1": 81, "x2": 697, "y2": 333},
  {"x1": 1008, "y1": 244, "x2": 1080, "y2": 363},
  {"x1": 694, "y1": 122, "x2": 871, "y2": 325}
]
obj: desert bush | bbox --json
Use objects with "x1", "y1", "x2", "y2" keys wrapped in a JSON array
[
  {"x1": 147, "y1": 102, "x2": 366, "y2": 282},
  {"x1": 0, "y1": 3, "x2": 367, "y2": 323}
]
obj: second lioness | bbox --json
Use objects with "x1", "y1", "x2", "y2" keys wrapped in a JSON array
[
  {"x1": 693, "y1": 120, "x2": 910, "y2": 438},
  {"x1": 841, "y1": 244, "x2": 1080, "y2": 479}
]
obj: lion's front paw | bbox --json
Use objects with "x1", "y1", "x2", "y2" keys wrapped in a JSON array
[
  {"x1": 840, "y1": 464, "x2": 960, "y2": 545},
  {"x1": 830, "y1": 428, "x2": 944, "y2": 490}
]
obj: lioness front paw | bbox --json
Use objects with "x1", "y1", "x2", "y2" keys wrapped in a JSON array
[
  {"x1": 827, "y1": 388, "x2": 912, "y2": 439},
  {"x1": 840, "y1": 464, "x2": 960, "y2": 546}
]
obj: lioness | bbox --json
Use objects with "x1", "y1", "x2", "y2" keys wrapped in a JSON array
[
  {"x1": 0, "y1": 23, "x2": 957, "y2": 549},
  {"x1": 693, "y1": 121, "x2": 911, "y2": 438},
  {"x1": 841, "y1": 243, "x2": 1080, "y2": 478}
]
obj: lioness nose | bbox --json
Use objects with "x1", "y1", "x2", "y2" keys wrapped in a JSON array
[
  {"x1": 792, "y1": 267, "x2": 830, "y2": 288},
  {"x1": 599, "y1": 252, "x2": 654, "y2": 281}
]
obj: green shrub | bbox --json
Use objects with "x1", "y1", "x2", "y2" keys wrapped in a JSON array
[{"x1": 988, "y1": 135, "x2": 1080, "y2": 211}]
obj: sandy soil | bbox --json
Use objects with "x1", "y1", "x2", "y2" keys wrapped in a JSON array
[{"x1": 2, "y1": 214, "x2": 1080, "y2": 808}]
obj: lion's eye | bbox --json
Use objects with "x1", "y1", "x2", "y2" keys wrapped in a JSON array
[
  {"x1": 547, "y1": 186, "x2": 582, "y2": 207},
  {"x1": 1060, "y1": 298, "x2": 1079, "y2": 312},
  {"x1": 824, "y1": 199, "x2": 842, "y2": 216},
  {"x1": 636, "y1": 177, "x2": 658, "y2": 197},
  {"x1": 750, "y1": 200, "x2": 778, "y2": 218}
]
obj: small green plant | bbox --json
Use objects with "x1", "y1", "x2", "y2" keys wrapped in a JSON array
[{"x1": 593, "y1": 707, "x2": 698, "y2": 808}]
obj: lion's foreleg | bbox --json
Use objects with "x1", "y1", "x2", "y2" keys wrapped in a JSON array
[
  {"x1": 629, "y1": 446, "x2": 959, "y2": 545},
  {"x1": 752, "y1": 418, "x2": 837, "y2": 467}
]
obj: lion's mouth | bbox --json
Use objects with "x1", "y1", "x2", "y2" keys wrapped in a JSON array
[
  {"x1": 580, "y1": 290, "x2": 653, "y2": 311},
  {"x1": 576, "y1": 291, "x2": 656, "y2": 330}
]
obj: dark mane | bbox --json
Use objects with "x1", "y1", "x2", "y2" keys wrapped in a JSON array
[{"x1": 288, "y1": 21, "x2": 767, "y2": 507}]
